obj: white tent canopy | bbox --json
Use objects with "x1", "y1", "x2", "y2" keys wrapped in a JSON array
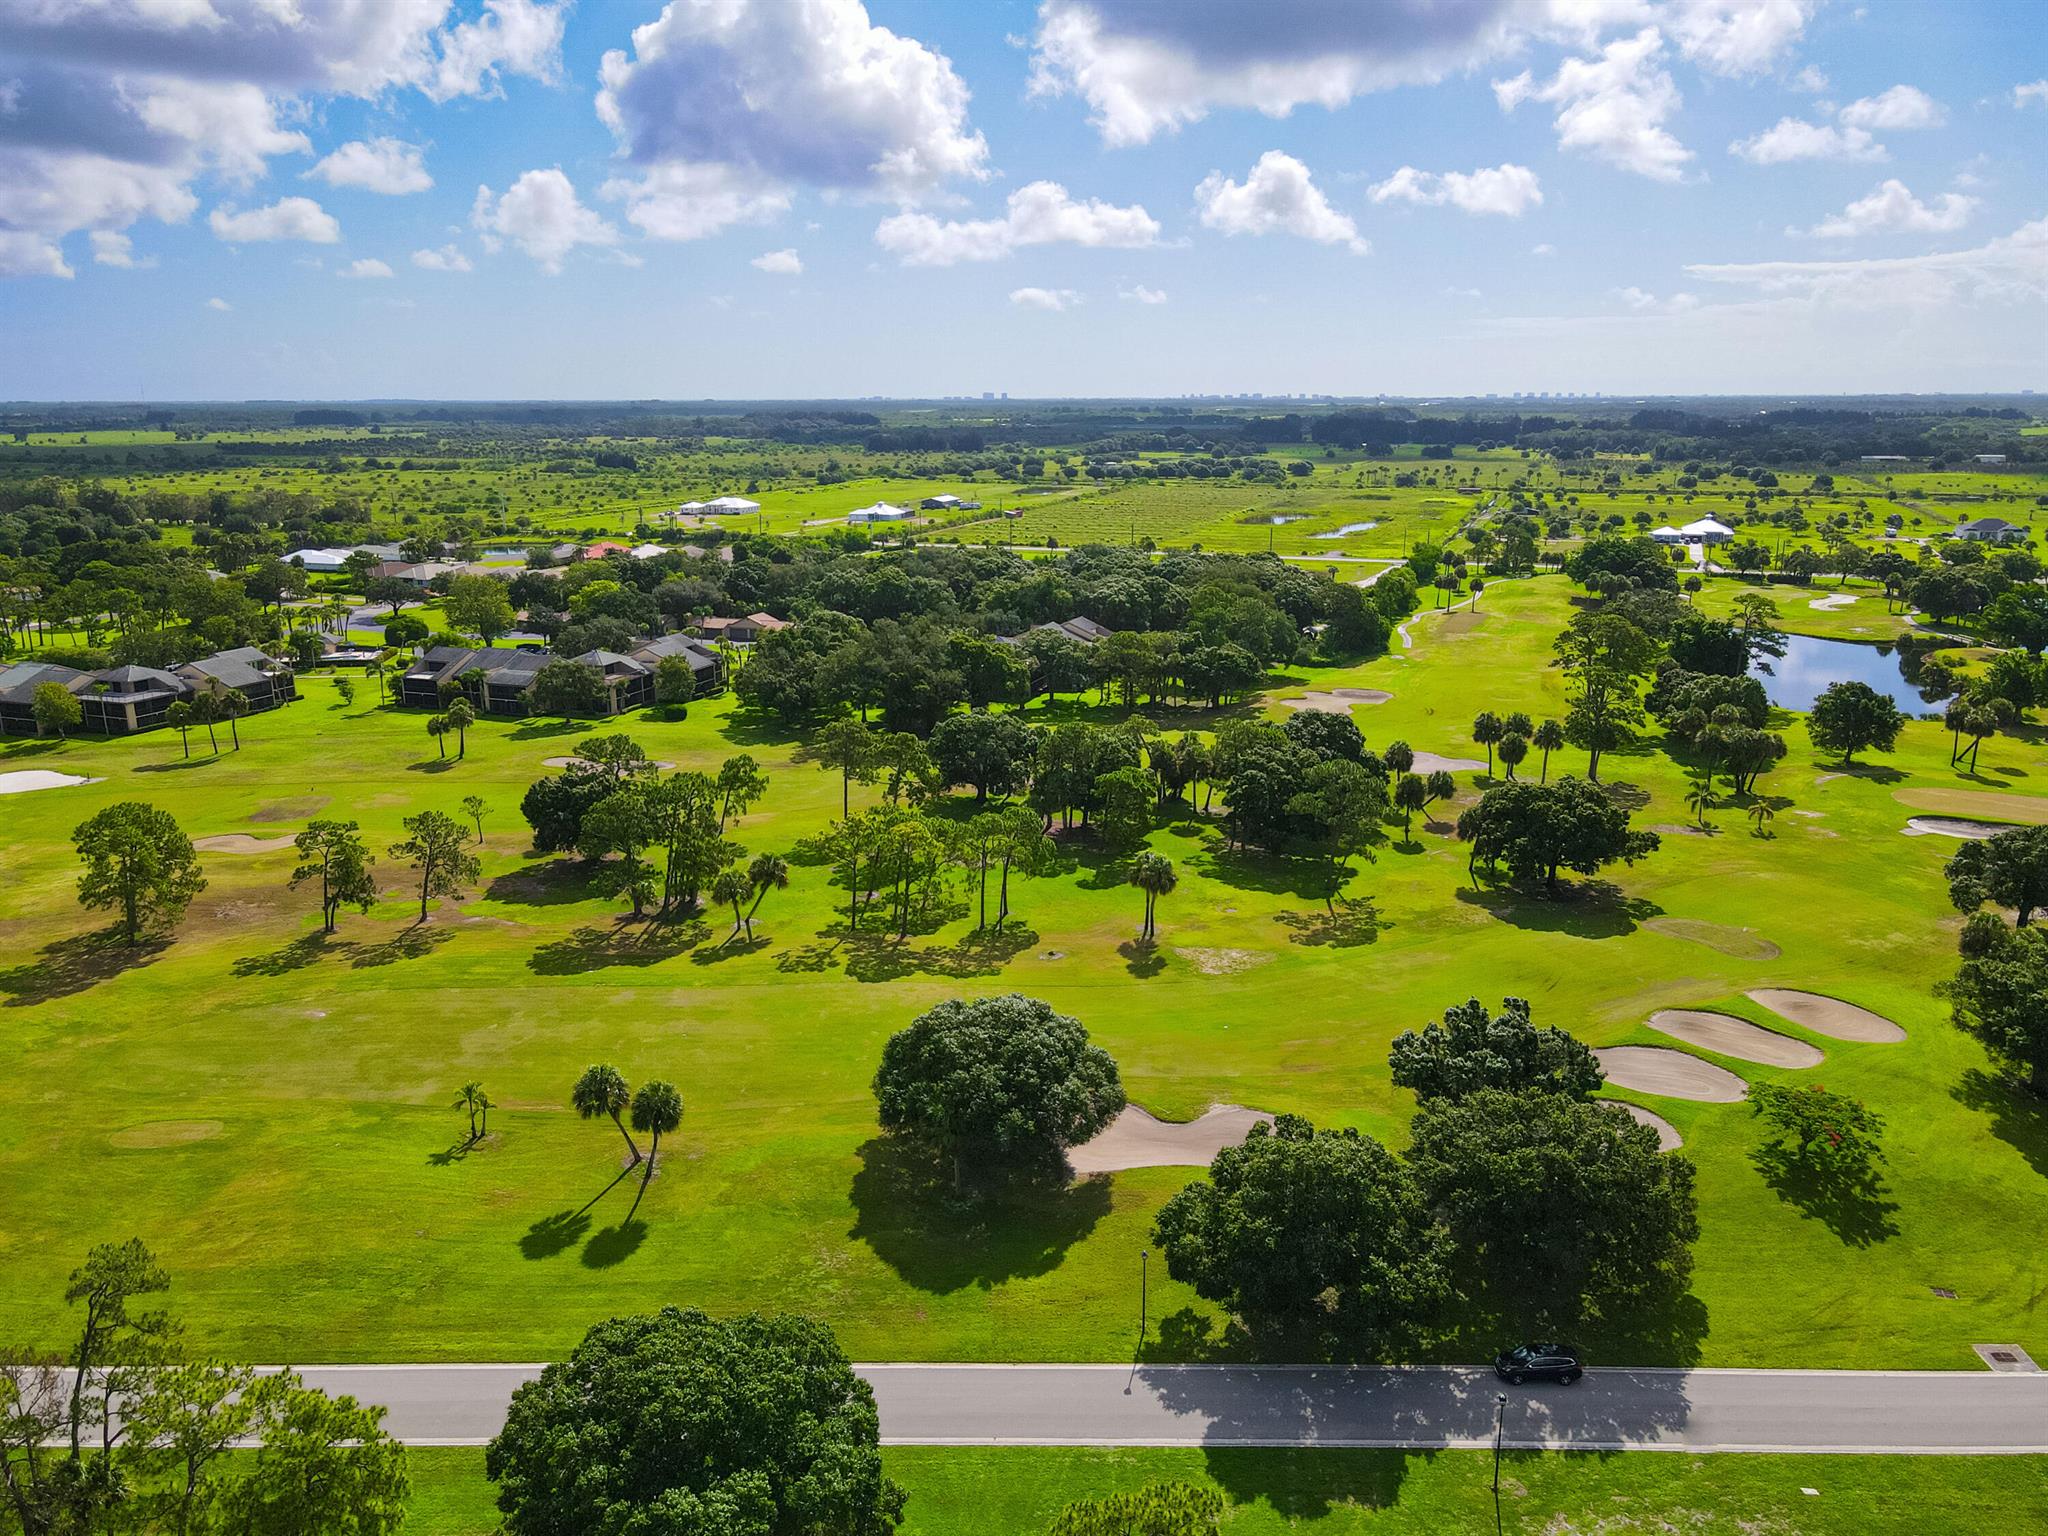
[
  {"x1": 704, "y1": 496, "x2": 760, "y2": 513},
  {"x1": 846, "y1": 502, "x2": 912, "y2": 523}
]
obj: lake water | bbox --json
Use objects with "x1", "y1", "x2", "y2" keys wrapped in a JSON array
[
  {"x1": 1751, "y1": 633, "x2": 1943, "y2": 714},
  {"x1": 1312, "y1": 521, "x2": 1379, "y2": 539}
]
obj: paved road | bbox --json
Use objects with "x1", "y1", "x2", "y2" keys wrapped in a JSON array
[{"x1": 277, "y1": 1364, "x2": 2048, "y2": 1453}]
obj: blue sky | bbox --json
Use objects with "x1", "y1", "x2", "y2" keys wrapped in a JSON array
[{"x1": 1, "y1": 0, "x2": 2042, "y2": 400}]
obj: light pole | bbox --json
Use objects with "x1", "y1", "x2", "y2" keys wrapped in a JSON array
[
  {"x1": 1139, "y1": 1248, "x2": 1149, "y2": 1346},
  {"x1": 1492, "y1": 1391, "x2": 1507, "y2": 1535}
]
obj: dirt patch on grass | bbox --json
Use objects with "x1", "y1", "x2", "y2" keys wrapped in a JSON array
[
  {"x1": 1642, "y1": 918, "x2": 1781, "y2": 960},
  {"x1": 249, "y1": 796, "x2": 328, "y2": 822},
  {"x1": 1408, "y1": 751, "x2": 1486, "y2": 774},
  {"x1": 1279, "y1": 688, "x2": 1392, "y2": 713},
  {"x1": 1615, "y1": 1102, "x2": 1682, "y2": 1151},
  {"x1": 1068, "y1": 1104, "x2": 1273, "y2": 1174},
  {"x1": 194, "y1": 833, "x2": 297, "y2": 854},
  {"x1": 1173, "y1": 946, "x2": 1272, "y2": 975},
  {"x1": 1649, "y1": 1009, "x2": 1824, "y2": 1068},
  {"x1": 110, "y1": 1119, "x2": 224, "y2": 1149},
  {"x1": 1595, "y1": 1046, "x2": 1747, "y2": 1103},
  {"x1": 1895, "y1": 788, "x2": 2048, "y2": 826},
  {"x1": 1651, "y1": 823, "x2": 1710, "y2": 837},
  {"x1": 1438, "y1": 612, "x2": 1483, "y2": 635},
  {"x1": 1747, "y1": 988, "x2": 1906, "y2": 1043}
]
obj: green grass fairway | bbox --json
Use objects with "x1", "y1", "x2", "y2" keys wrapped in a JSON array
[
  {"x1": 3, "y1": 578, "x2": 2047, "y2": 1369},
  {"x1": 400, "y1": 1446, "x2": 2048, "y2": 1535}
]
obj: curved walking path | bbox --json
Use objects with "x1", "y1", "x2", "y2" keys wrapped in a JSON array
[{"x1": 245, "y1": 1363, "x2": 2048, "y2": 1452}]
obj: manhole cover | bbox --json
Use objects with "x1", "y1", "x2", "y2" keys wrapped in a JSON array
[
  {"x1": 1974, "y1": 1344, "x2": 2041, "y2": 1373},
  {"x1": 1931, "y1": 1287, "x2": 1957, "y2": 1299}
]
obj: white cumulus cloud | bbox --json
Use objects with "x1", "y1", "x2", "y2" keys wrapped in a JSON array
[
  {"x1": 2018, "y1": 81, "x2": 2048, "y2": 110},
  {"x1": 412, "y1": 244, "x2": 473, "y2": 272},
  {"x1": 90, "y1": 231, "x2": 153, "y2": 269},
  {"x1": 1118, "y1": 283, "x2": 1167, "y2": 304},
  {"x1": 309, "y1": 139, "x2": 433, "y2": 196},
  {"x1": 1686, "y1": 216, "x2": 2048, "y2": 308},
  {"x1": 426, "y1": 0, "x2": 569, "y2": 103},
  {"x1": 1797, "y1": 179, "x2": 1978, "y2": 239},
  {"x1": 473, "y1": 169, "x2": 619, "y2": 273},
  {"x1": 875, "y1": 180, "x2": 1159, "y2": 266},
  {"x1": 751, "y1": 247, "x2": 803, "y2": 274},
  {"x1": 1616, "y1": 285, "x2": 1700, "y2": 312},
  {"x1": 1195, "y1": 151, "x2": 1366, "y2": 253},
  {"x1": 1730, "y1": 116, "x2": 1881, "y2": 163},
  {"x1": 1493, "y1": 29, "x2": 1690, "y2": 182},
  {"x1": 1666, "y1": 0, "x2": 1814, "y2": 77},
  {"x1": 1838, "y1": 84, "x2": 1946, "y2": 131},
  {"x1": 205, "y1": 297, "x2": 231, "y2": 311},
  {"x1": 1368, "y1": 163, "x2": 1542, "y2": 217},
  {"x1": 597, "y1": 0, "x2": 987, "y2": 242},
  {"x1": 209, "y1": 197, "x2": 341, "y2": 244},
  {"x1": 1010, "y1": 286, "x2": 1081, "y2": 311},
  {"x1": 341, "y1": 257, "x2": 395, "y2": 278}
]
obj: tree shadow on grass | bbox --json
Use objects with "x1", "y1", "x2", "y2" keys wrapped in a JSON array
[
  {"x1": 847, "y1": 1135, "x2": 1112, "y2": 1294},
  {"x1": 350, "y1": 924, "x2": 456, "y2": 968},
  {"x1": 508, "y1": 719, "x2": 585, "y2": 742},
  {"x1": 1750, "y1": 1144, "x2": 1900, "y2": 1247},
  {"x1": 581, "y1": 1218, "x2": 649, "y2": 1269},
  {"x1": 1274, "y1": 897, "x2": 1391, "y2": 948},
  {"x1": 1198, "y1": 1449, "x2": 1414, "y2": 1524},
  {"x1": 1119, "y1": 938, "x2": 1165, "y2": 977},
  {"x1": 529, "y1": 917, "x2": 710, "y2": 974},
  {"x1": 406, "y1": 759, "x2": 458, "y2": 774},
  {"x1": 134, "y1": 757, "x2": 221, "y2": 773},
  {"x1": 1823, "y1": 759, "x2": 1908, "y2": 786},
  {"x1": 0, "y1": 930, "x2": 169, "y2": 1008},
  {"x1": 485, "y1": 859, "x2": 596, "y2": 907},
  {"x1": 519, "y1": 1209, "x2": 592, "y2": 1260},
  {"x1": 690, "y1": 933, "x2": 772, "y2": 965},
  {"x1": 231, "y1": 931, "x2": 345, "y2": 978},
  {"x1": 1189, "y1": 845, "x2": 1331, "y2": 902},
  {"x1": 1454, "y1": 881, "x2": 1660, "y2": 939},
  {"x1": 843, "y1": 924, "x2": 1039, "y2": 983},
  {"x1": 1953, "y1": 1068, "x2": 2048, "y2": 1180},
  {"x1": 1598, "y1": 780, "x2": 1652, "y2": 812}
]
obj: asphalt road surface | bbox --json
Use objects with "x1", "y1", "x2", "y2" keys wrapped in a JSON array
[{"x1": 274, "y1": 1363, "x2": 2048, "y2": 1453}]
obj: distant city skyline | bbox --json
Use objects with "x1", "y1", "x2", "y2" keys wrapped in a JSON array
[{"x1": 1, "y1": 0, "x2": 2043, "y2": 399}]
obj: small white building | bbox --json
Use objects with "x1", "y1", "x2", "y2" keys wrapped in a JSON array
[
  {"x1": 627, "y1": 544, "x2": 668, "y2": 560},
  {"x1": 921, "y1": 493, "x2": 964, "y2": 510},
  {"x1": 703, "y1": 496, "x2": 761, "y2": 515},
  {"x1": 285, "y1": 547, "x2": 356, "y2": 573},
  {"x1": 846, "y1": 502, "x2": 913, "y2": 524},
  {"x1": 1974, "y1": 454, "x2": 2008, "y2": 466},
  {"x1": 1648, "y1": 526, "x2": 1685, "y2": 545},
  {"x1": 1679, "y1": 517, "x2": 1734, "y2": 545}
]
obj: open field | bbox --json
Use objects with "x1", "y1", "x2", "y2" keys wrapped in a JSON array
[
  {"x1": 4, "y1": 577, "x2": 2046, "y2": 1370},
  {"x1": 401, "y1": 1446, "x2": 2048, "y2": 1535}
]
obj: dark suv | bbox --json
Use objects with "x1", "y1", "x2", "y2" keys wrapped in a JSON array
[{"x1": 1493, "y1": 1344, "x2": 1583, "y2": 1385}]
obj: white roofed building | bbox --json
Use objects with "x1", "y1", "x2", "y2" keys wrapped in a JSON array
[
  {"x1": 846, "y1": 502, "x2": 913, "y2": 524},
  {"x1": 1679, "y1": 517, "x2": 1734, "y2": 544}
]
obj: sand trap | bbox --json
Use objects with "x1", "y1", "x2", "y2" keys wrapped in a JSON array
[
  {"x1": 1616, "y1": 1102, "x2": 1682, "y2": 1152},
  {"x1": 1642, "y1": 918, "x2": 1781, "y2": 960},
  {"x1": 194, "y1": 833, "x2": 297, "y2": 854},
  {"x1": 1068, "y1": 1104, "x2": 1274, "y2": 1174},
  {"x1": 1408, "y1": 751, "x2": 1486, "y2": 774},
  {"x1": 1649, "y1": 1009, "x2": 1824, "y2": 1068},
  {"x1": 1281, "y1": 689, "x2": 1392, "y2": 713},
  {"x1": 542, "y1": 755, "x2": 675, "y2": 771},
  {"x1": 1895, "y1": 788, "x2": 2048, "y2": 827},
  {"x1": 1747, "y1": 989, "x2": 1906, "y2": 1044},
  {"x1": 1903, "y1": 816, "x2": 2014, "y2": 840},
  {"x1": 1809, "y1": 593, "x2": 1859, "y2": 610},
  {"x1": 0, "y1": 769, "x2": 103, "y2": 794},
  {"x1": 1595, "y1": 1046, "x2": 1748, "y2": 1103}
]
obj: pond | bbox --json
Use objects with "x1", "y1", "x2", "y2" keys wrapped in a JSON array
[
  {"x1": 1312, "y1": 521, "x2": 1379, "y2": 539},
  {"x1": 1751, "y1": 633, "x2": 1947, "y2": 714}
]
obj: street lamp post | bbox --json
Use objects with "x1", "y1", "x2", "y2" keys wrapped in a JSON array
[
  {"x1": 1139, "y1": 1249, "x2": 1149, "y2": 1345},
  {"x1": 1492, "y1": 1391, "x2": 1507, "y2": 1535}
]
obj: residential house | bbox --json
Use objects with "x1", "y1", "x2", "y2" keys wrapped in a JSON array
[
  {"x1": 846, "y1": 502, "x2": 912, "y2": 524},
  {"x1": 80, "y1": 665, "x2": 187, "y2": 734},
  {"x1": 694, "y1": 612, "x2": 789, "y2": 644},
  {"x1": 921, "y1": 494, "x2": 964, "y2": 510},
  {"x1": 398, "y1": 645, "x2": 488, "y2": 710},
  {"x1": 1954, "y1": 516, "x2": 2026, "y2": 545},
  {"x1": 0, "y1": 660, "x2": 92, "y2": 737},
  {"x1": 1647, "y1": 525, "x2": 1686, "y2": 545},
  {"x1": 1, "y1": 647, "x2": 293, "y2": 737},
  {"x1": 176, "y1": 645, "x2": 297, "y2": 712},
  {"x1": 1678, "y1": 517, "x2": 1734, "y2": 545},
  {"x1": 367, "y1": 559, "x2": 463, "y2": 589},
  {"x1": 1032, "y1": 616, "x2": 1114, "y2": 644},
  {"x1": 631, "y1": 633, "x2": 726, "y2": 697}
]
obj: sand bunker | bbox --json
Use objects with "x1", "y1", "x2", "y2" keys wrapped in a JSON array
[
  {"x1": 1903, "y1": 817, "x2": 2013, "y2": 840},
  {"x1": 1068, "y1": 1104, "x2": 1274, "y2": 1174},
  {"x1": 1616, "y1": 1102, "x2": 1682, "y2": 1152},
  {"x1": 194, "y1": 833, "x2": 297, "y2": 854},
  {"x1": 1747, "y1": 989, "x2": 1906, "y2": 1044},
  {"x1": 1281, "y1": 688, "x2": 1392, "y2": 713},
  {"x1": 542, "y1": 755, "x2": 675, "y2": 770},
  {"x1": 1649, "y1": 1009, "x2": 1824, "y2": 1068},
  {"x1": 1642, "y1": 918, "x2": 1781, "y2": 960},
  {"x1": 1894, "y1": 788, "x2": 2048, "y2": 827},
  {"x1": 0, "y1": 770, "x2": 103, "y2": 794},
  {"x1": 1809, "y1": 593, "x2": 1859, "y2": 611},
  {"x1": 1408, "y1": 751, "x2": 1486, "y2": 774},
  {"x1": 1595, "y1": 1047, "x2": 1748, "y2": 1103}
]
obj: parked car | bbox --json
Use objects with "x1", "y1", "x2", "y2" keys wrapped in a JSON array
[{"x1": 1493, "y1": 1344, "x2": 1583, "y2": 1385}]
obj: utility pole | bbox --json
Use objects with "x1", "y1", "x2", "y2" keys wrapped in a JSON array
[{"x1": 1493, "y1": 1392, "x2": 1507, "y2": 1535}]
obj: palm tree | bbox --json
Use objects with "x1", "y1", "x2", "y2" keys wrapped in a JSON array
[
  {"x1": 1748, "y1": 800, "x2": 1775, "y2": 838},
  {"x1": 1472, "y1": 710, "x2": 1503, "y2": 777},
  {"x1": 1425, "y1": 769, "x2": 1456, "y2": 809},
  {"x1": 1394, "y1": 773, "x2": 1427, "y2": 841},
  {"x1": 1498, "y1": 733, "x2": 1529, "y2": 781},
  {"x1": 1532, "y1": 719, "x2": 1564, "y2": 783},
  {"x1": 428, "y1": 715, "x2": 448, "y2": 759},
  {"x1": 743, "y1": 853, "x2": 789, "y2": 941},
  {"x1": 454, "y1": 1081, "x2": 486, "y2": 1143},
  {"x1": 572, "y1": 1064, "x2": 640, "y2": 1166},
  {"x1": 462, "y1": 795, "x2": 488, "y2": 846},
  {"x1": 165, "y1": 700, "x2": 193, "y2": 758},
  {"x1": 630, "y1": 1080, "x2": 683, "y2": 1182},
  {"x1": 712, "y1": 866, "x2": 751, "y2": 942},
  {"x1": 444, "y1": 696, "x2": 476, "y2": 759},
  {"x1": 1126, "y1": 851, "x2": 1177, "y2": 941},
  {"x1": 222, "y1": 688, "x2": 250, "y2": 750},
  {"x1": 1685, "y1": 768, "x2": 1714, "y2": 828}
]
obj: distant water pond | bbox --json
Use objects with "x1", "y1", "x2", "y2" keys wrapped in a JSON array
[
  {"x1": 1312, "y1": 521, "x2": 1379, "y2": 539},
  {"x1": 1751, "y1": 633, "x2": 1945, "y2": 714}
]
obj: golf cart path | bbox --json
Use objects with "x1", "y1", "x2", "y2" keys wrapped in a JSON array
[{"x1": 256, "y1": 1364, "x2": 2048, "y2": 1452}]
